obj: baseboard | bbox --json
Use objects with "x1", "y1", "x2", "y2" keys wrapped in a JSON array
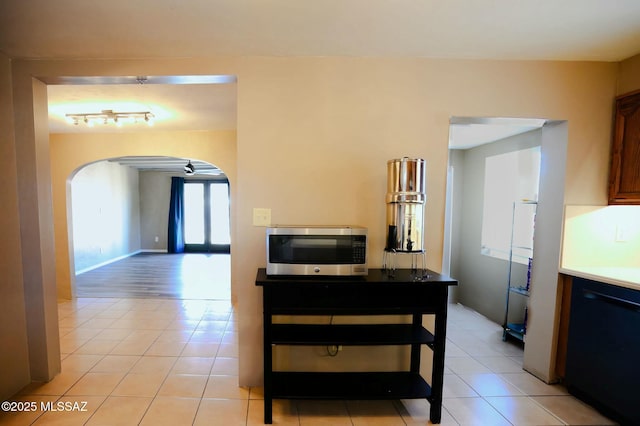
[{"x1": 75, "y1": 250, "x2": 143, "y2": 275}]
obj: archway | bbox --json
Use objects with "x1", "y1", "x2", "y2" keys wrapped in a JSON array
[
  {"x1": 50, "y1": 129, "x2": 237, "y2": 301},
  {"x1": 66, "y1": 156, "x2": 232, "y2": 299}
]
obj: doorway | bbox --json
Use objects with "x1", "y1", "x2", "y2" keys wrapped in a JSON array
[
  {"x1": 443, "y1": 116, "x2": 570, "y2": 382},
  {"x1": 46, "y1": 75, "x2": 237, "y2": 301},
  {"x1": 184, "y1": 179, "x2": 231, "y2": 253},
  {"x1": 443, "y1": 116, "x2": 546, "y2": 322},
  {"x1": 68, "y1": 157, "x2": 233, "y2": 300}
]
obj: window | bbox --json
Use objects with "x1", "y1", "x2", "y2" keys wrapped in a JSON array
[
  {"x1": 184, "y1": 180, "x2": 230, "y2": 252},
  {"x1": 481, "y1": 147, "x2": 540, "y2": 262}
]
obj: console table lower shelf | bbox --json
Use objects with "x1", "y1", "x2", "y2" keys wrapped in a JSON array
[{"x1": 272, "y1": 371, "x2": 431, "y2": 400}]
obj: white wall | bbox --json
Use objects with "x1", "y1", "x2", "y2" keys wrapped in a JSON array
[{"x1": 71, "y1": 161, "x2": 141, "y2": 273}]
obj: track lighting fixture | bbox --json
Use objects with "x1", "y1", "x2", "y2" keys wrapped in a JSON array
[{"x1": 65, "y1": 109, "x2": 155, "y2": 127}]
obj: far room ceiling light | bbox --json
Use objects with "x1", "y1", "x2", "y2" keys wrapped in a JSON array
[
  {"x1": 65, "y1": 109, "x2": 155, "y2": 127},
  {"x1": 184, "y1": 160, "x2": 196, "y2": 175}
]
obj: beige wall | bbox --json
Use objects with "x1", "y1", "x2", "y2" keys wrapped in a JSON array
[
  {"x1": 236, "y1": 58, "x2": 617, "y2": 384},
  {"x1": 12, "y1": 69, "x2": 61, "y2": 385},
  {"x1": 0, "y1": 53, "x2": 31, "y2": 399},
  {"x1": 50, "y1": 130, "x2": 237, "y2": 299},
  {"x1": 10, "y1": 57, "x2": 618, "y2": 388},
  {"x1": 617, "y1": 53, "x2": 640, "y2": 95}
]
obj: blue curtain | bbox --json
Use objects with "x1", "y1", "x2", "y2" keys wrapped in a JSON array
[{"x1": 167, "y1": 176, "x2": 185, "y2": 253}]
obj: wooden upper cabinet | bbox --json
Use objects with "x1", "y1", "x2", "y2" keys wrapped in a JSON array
[{"x1": 609, "y1": 90, "x2": 640, "y2": 204}]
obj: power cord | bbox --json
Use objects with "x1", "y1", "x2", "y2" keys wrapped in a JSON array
[{"x1": 326, "y1": 315, "x2": 339, "y2": 357}]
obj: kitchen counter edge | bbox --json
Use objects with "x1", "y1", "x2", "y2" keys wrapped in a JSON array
[{"x1": 559, "y1": 267, "x2": 640, "y2": 291}]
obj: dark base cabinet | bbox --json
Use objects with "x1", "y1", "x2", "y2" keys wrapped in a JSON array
[
  {"x1": 255, "y1": 268, "x2": 457, "y2": 424},
  {"x1": 565, "y1": 277, "x2": 640, "y2": 426}
]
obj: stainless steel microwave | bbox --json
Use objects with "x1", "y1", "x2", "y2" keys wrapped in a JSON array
[{"x1": 266, "y1": 226, "x2": 368, "y2": 276}]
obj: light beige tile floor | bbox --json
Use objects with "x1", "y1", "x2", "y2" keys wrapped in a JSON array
[{"x1": 0, "y1": 299, "x2": 617, "y2": 425}]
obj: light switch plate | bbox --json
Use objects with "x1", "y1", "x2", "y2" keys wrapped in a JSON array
[{"x1": 253, "y1": 208, "x2": 271, "y2": 227}]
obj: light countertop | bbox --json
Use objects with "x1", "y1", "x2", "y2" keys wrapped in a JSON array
[{"x1": 559, "y1": 266, "x2": 640, "y2": 291}]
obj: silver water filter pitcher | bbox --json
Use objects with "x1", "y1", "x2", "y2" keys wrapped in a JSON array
[{"x1": 385, "y1": 158, "x2": 426, "y2": 269}]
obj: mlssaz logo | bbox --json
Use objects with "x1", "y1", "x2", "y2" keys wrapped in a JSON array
[{"x1": 40, "y1": 401, "x2": 88, "y2": 412}]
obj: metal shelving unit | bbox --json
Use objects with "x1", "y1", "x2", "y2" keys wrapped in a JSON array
[{"x1": 502, "y1": 201, "x2": 537, "y2": 342}]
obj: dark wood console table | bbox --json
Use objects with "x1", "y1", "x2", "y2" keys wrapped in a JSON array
[{"x1": 255, "y1": 268, "x2": 457, "y2": 424}]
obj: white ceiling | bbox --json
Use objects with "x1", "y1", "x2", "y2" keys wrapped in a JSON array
[
  {"x1": 109, "y1": 157, "x2": 223, "y2": 176},
  {"x1": 4, "y1": 1, "x2": 640, "y2": 147},
  {"x1": 449, "y1": 117, "x2": 546, "y2": 150},
  {"x1": 2, "y1": 0, "x2": 640, "y2": 61}
]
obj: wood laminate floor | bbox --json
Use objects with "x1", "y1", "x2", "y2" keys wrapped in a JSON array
[{"x1": 75, "y1": 253, "x2": 231, "y2": 300}]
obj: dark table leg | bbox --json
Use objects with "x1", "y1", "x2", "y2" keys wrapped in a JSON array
[
  {"x1": 410, "y1": 313, "x2": 422, "y2": 373},
  {"x1": 263, "y1": 288, "x2": 273, "y2": 424},
  {"x1": 429, "y1": 289, "x2": 448, "y2": 424}
]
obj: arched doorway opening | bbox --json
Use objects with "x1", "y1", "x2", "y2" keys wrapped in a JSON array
[{"x1": 67, "y1": 156, "x2": 231, "y2": 300}]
